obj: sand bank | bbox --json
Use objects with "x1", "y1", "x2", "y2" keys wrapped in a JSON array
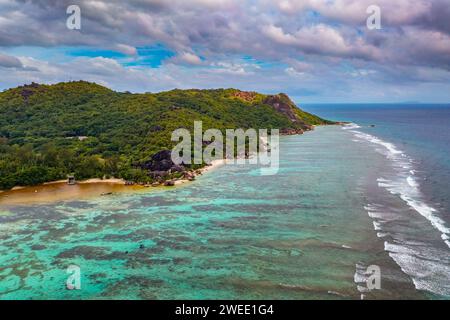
[{"x1": 0, "y1": 162, "x2": 225, "y2": 206}]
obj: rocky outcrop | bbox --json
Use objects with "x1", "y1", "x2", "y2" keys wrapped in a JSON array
[
  {"x1": 139, "y1": 149, "x2": 192, "y2": 185},
  {"x1": 263, "y1": 94, "x2": 300, "y2": 123},
  {"x1": 18, "y1": 82, "x2": 42, "y2": 101},
  {"x1": 280, "y1": 128, "x2": 304, "y2": 135},
  {"x1": 232, "y1": 91, "x2": 258, "y2": 102},
  {"x1": 148, "y1": 170, "x2": 169, "y2": 179},
  {"x1": 164, "y1": 180, "x2": 175, "y2": 186},
  {"x1": 263, "y1": 94, "x2": 318, "y2": 133},
  {"x1": 141, "y1": 150, "x2": 177, "y2": 172}
]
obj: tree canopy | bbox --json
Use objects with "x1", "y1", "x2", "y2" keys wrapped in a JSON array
[{"x1": 0, "y1": 81, "x2": 332, "y2": 189}]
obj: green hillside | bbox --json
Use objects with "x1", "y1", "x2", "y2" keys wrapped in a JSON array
[{"x1": 0, "y1": 81, "x2": 333, "y2": 189}]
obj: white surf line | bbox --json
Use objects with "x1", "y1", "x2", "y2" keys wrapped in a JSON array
[{"x1": 343, "y1": 123, "x2": 450, "y2": 249}]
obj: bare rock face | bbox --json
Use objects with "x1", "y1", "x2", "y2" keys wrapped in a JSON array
[
  {"x1": 140, "y1": 150, "x2": 187, "y2": 181},
  {"x1": 170, "y1": 165, "x2": 185, "y2": 172},
  {"x1": 142, "y1": 150, "x2": 174, "y2": 171},
  {"x1": 151, "y1": 149, "x2": 172, "y2": 162},
  {"x1": 232, "y1": 90, "x2": 258, "y2": 102},
  {"x1": 263, "y1": 94, "x2": 300, "y2": 123},
  {"x1": 263, "y1": 94, "x2": 315, "y2": 133},
  {"x1": 280, "y1": 128, "x2": 304, "y2": 135},
  {"x1": 184, "y1": 171, "x2": 196, "y2": 181},
  {"x1": 18, "y1": 82, "x2": 42, "y2": 101}
]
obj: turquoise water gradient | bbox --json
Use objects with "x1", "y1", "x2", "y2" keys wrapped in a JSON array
[{"x1": 0, "y1": 126, "x2": 441, "y2": 299}]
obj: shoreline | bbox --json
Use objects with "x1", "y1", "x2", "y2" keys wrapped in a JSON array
[
  {"x1": 0, "y1": 126, "x2": 335, "y2": 203},
  {"x1": 173, "y1": 159, "x2": 225, "y2": 185},
  {"x1": 1, "y1": 124, "x2": 341, "y2": 195},
  {"x1": 343, "y1": 121, "x2": 450, "y2": 296},
  {"x1": 6, "y1": 177, "x2": 128, "y2": 192},
  {"x1": 0, "y1": 160, "x2": 225, "y2": 206},
  {"x1": 0, "y1": 126, "x2": 335, "y2": 204},
  {"x1": 51, "y1": 178, "x2": 126, "y2": 185}
]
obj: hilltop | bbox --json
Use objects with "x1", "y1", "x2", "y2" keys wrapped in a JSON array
[{"x1": 0, "y1": 81, "x2": 333, "y2": 189}]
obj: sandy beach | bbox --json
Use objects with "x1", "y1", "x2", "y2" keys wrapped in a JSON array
[
  {"x1": 0, "y1": 181, "x2": 146, "y2": 206},
  {"x1": 174, "y1": 159, "x2": 226, "y2": 185},
  {"x1": 0, "y1": 161, "x2": 225, "y2": 206}
]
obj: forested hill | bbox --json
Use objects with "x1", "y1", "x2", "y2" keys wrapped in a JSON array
[{"x1": 0, "y1": 81, "x2": 333, "y2": 189}]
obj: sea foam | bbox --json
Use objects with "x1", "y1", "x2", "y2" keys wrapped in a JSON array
[
  {"x1": 344, "y1": 123, "x2": 450, "y2": 296},
  {"x1": 343, "y1": 123, "x2": 450, "y2": 248}
]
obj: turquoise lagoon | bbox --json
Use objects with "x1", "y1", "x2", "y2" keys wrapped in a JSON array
[{"x1": 0, "y1": 124, "x2": 449, "y2": 299}]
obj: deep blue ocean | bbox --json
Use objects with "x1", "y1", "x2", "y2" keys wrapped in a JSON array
[
  {"x1": 304, "y1": 104, "x2": 450, "y2": 296},
  {"x1": 303, "y1": 104, "x2": 450, "y2": 226}
]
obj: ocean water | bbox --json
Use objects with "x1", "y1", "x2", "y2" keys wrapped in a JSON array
[
  {"x1": 0, "y1": 104, "x2": 449, "y2": 299},
  {"x1": 304, "y1": 104, "x2": 450, "y2": 297}
]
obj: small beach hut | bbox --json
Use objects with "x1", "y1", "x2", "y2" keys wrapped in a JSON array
[{"x1": 67, "y1": 175, "x2": 76, "y2": 185}]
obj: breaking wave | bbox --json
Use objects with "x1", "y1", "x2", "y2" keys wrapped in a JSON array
[
  {"x1": 344, "y1": 123, "x2": 450, "y2": 247},
  {"x1": 344, "y1": 123, "x2": 450, "y2": 296}
]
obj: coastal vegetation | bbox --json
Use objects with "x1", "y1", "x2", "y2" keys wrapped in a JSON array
[{"x1": 0, "y1": 81, "x2": 332, "y2": 190}]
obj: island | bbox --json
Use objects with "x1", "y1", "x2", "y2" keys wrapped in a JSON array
[{"x1": 0, "y1": 81, "x2": 333, "y2": 191}]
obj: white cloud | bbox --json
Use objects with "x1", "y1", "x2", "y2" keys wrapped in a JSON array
[
  {"x1": 0, "y1": 0, "x2": 449, "y2": 102},
  {"x1": 263, "y1": 23, "x2": 380, "y2": 61},
  {"x1": 167, "y1": 52, "x2": 203, "y2": 65},
  {"x1": 285, "y1": 67, "x2": 304, "y2": 77},
  {"x1": 0, "y1": 52, "x2": 22, "y2": 68},
  {"x1": 114, "y1": 44, "x2": 138, "y2": 56}
]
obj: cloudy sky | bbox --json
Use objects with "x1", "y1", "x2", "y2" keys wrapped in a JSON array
[{"x1": 0, "y1": 0, "x2": 449, "y2": 103}]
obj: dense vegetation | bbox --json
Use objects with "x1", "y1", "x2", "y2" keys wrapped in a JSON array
[{"x1": 0, "y1": 81, "x2": 332, "y2": 189}]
